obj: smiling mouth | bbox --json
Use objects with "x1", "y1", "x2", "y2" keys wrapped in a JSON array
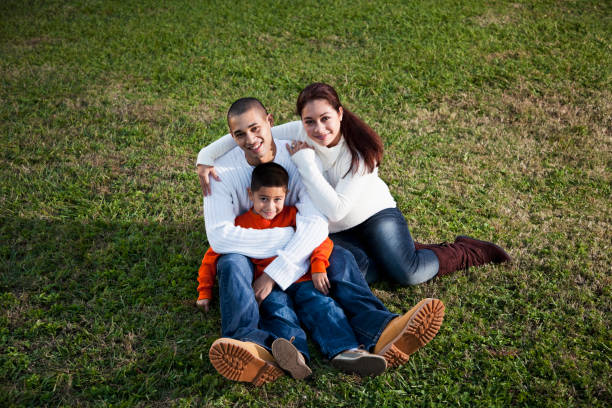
[{"x1": 248, "y1": 141, "x2": 263, "y2": 153}]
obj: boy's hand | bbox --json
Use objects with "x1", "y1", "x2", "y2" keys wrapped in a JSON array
[
  {"x1": 197, "y1": 164, "x2": 221, "y2": 196},
  {"x1": 196, "y1": 298, "x2": 210, "y2": 311},
  {"x1": 253, "y1": 273, "x2": 275, "y2": 304},
  {"x1": 312, "y1": 273, "x2": 330, "y2": 295}
]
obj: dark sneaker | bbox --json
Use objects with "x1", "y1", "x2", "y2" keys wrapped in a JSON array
[
  {"x1": 330, "y1": 349, "x2": 387, "y2": 377},
  {"x1": 271, "y1": 337, "x2": 312, "y2": 380}
]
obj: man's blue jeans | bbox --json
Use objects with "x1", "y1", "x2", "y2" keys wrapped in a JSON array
[
  {"x1": 330, "y1": 207, "x2": 439, "y2": 285},
  {"x1": 285, "y1": 280, "x2": 359, "y2": 359},
  {"x1": 323, "y1": 246, "x2": 397, "y2": 350},
  {"x1": 217, "y1": 246, "x2": 399, "y2": 357}
]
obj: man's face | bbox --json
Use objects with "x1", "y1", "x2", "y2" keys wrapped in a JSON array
[
  {"x1": 248, "y1": 186, "x2": 286, "y2": 220},
  {"x1": 228, "y1": 108, "x2": 275, "y2": 165}
]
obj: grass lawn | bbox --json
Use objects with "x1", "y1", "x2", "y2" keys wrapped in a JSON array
[{"x1": 1, "y1": 0, "x2": 610, "y2": 406}]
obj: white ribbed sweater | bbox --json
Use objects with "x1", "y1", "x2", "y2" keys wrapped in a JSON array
[
  {"x1": 202, "y1": 140, "x2": 328, "y2": 290},
  {"x1": 198, "y1": 121, "x2": 396, "y2": 233}
]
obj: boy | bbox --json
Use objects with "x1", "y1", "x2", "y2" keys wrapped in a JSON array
[{"x1": 198, "y1": 162, "x2": 387, "y2": 380}]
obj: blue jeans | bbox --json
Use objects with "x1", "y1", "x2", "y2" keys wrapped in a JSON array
[
  {"x1": 218, "y1": 247, "x2": 398, "y2": 355},
  {"x1": 330, "y1": 207, "x2": 439, "y2": 286},
  {"x1": 286, "y1": 280, "x2": 359, "y2": 359},
  {"x1": 217, "y1": 253, "x2": 310, "y2": 360},
  {"x1": 323, "y1": 246, "x2": 397, "y2": 350}
]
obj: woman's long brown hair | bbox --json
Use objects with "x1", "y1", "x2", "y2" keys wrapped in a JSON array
[{"x1": 296, "y1": 83, "x2": 383, "y2": 176}]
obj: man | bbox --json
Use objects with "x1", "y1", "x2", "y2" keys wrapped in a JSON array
[{"x1": 199, "y1": 98, "x2": 444, "y2": 385}]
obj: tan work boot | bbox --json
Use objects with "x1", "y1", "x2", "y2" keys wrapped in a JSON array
[
  {"x1": 271, "y1": 337, "x2": 312, "y2": 380},
  {"x1": 374, "y1": 298, "x2": 445, "y2": 368},
  {"x1": 209, "y1": 338, "x2": 284, "y2": 386}
]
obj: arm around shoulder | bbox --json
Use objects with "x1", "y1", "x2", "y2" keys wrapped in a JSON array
[
  {"x1": 203, "y1": 178, "x2": 295, "y2": 258},
  {"x1": 270, "y1": 120, "x2": 306, "y2": 142},
  {"x1": 196, "y1": 120, "x2": 305, "y2": 166},
  {"x1": 196, "y1": 132, "x2": 236, "y2": 166}
]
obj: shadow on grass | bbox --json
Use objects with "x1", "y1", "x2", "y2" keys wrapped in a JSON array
[
  {"x1": 2, "y1": 216, "x2": 610, "y2": 406},
  {"x1": 1, "y1": 216, "x2": 226, "y2": 406}
]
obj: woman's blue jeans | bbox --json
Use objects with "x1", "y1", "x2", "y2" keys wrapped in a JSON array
[
  {"x1": 216, "y1": 246, "x2": 398, "y2": 358},
  {"x1": 330, "y1": 207, "x2": 439, "y2": 285}
]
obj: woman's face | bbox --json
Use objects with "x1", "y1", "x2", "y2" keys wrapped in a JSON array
[{"x1": 300, "y1": 99, "x2": 343, "y2": 148}]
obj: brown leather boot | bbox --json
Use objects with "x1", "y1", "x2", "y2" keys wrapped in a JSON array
[
  {"x1": 414, "y1": 242, "x2": 427, "y2": 250},
  {"x1": 414, "y1": 236, "x2": 511, "y2": 276}
]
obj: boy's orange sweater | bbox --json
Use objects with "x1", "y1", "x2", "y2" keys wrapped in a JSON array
[{"x1": 197, "y1": 206, "x2": 333, "y2": 300}]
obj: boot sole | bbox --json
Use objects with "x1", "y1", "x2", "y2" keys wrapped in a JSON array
[
  {"x1": 331, "y1": 353, "x2": 387, "y2": 377},
  {"x1": 455, "y1": 235, "x2": 512, "y2": 263},
  {"x1": 378, "y1": 298, "x2": 445, "y2": 368},
  {"x1": 271, "y1": 338, "x2": 312, "y2": 380},
  {"x1": 209, "y1": 339, "x2": 284, "y2": 386}
]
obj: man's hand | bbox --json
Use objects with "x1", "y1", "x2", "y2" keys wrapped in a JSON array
[
  {"x1": 197, "y1": 164, "x2": 221, "y2": 196},
  {"x1": 196, "y1": 298, "x2": 211, "y2": 312},
  {"x1": 312, "y1": 273, "x2": 330, "y2": 295},
  {"x1": 252, "y1": 273, "x2": 276, "y2": 304}
]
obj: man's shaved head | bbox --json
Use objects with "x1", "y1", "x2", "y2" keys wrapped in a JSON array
[
  {"x1": 226, "y1": 97, "x2": 275, "y2": 165},
  {"x1": 227, "y1": 97, "x2": 268, "y2": 123}
]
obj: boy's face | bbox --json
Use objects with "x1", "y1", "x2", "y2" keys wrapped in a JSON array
[
  {"x1": 228, "y1": 108, "x2": 275, "y2": 165},
  {"x1": 248, "y1": 186, "x2": 286, "y2": 220}
]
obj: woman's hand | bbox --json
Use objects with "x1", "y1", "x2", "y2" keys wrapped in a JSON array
[
  {"x1": 197, "y1": 164, "x2": 221, "y2": 196},
  {"x1": 286, "y1": 141, "x2": 312, "y2": 156}
]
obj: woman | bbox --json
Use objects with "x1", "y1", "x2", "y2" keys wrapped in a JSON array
[{"x1": 197, "y1": 83, "x2": 510, "y2": 285}]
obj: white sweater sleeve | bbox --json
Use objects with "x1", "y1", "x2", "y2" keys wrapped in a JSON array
[
  {"x1": 203, "y1": 177, "x2": 295, "y2": 258},
  {"x1": 262, "y1": 170, "x2": 329, "y2": 289},
  {"x1": 196, "y1": 121, "x2": 305, "y2": 166},
  {"x1": 269, "y1": 120, "x2": 305, "y2": 142},
  {"x1": 197, "y1": 132, "x2": 236, "y2": 166},
  {"x1": 291, "y1": 148, "x2": 372, "y2": 222}
]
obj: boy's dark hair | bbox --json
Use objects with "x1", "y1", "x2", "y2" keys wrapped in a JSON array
[
  {"x1": 251, "y1": 162, "x2": 289, "y2": 192},
  {"x1": 227, "y1": 97, "x2": 268, "y2": 122}
]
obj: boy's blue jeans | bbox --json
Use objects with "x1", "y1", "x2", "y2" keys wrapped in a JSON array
[{"x1": 217, "y1": 246, "x2": 397, "y2": 360}]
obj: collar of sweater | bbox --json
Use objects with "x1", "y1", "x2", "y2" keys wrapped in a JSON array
[{"x1": 312, "y1": 135, "x2": 346, "y2": 171}]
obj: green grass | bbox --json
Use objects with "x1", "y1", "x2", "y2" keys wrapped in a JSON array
[{"x1": 1, "y1": 0, "x2": 610, "y2": 406}]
